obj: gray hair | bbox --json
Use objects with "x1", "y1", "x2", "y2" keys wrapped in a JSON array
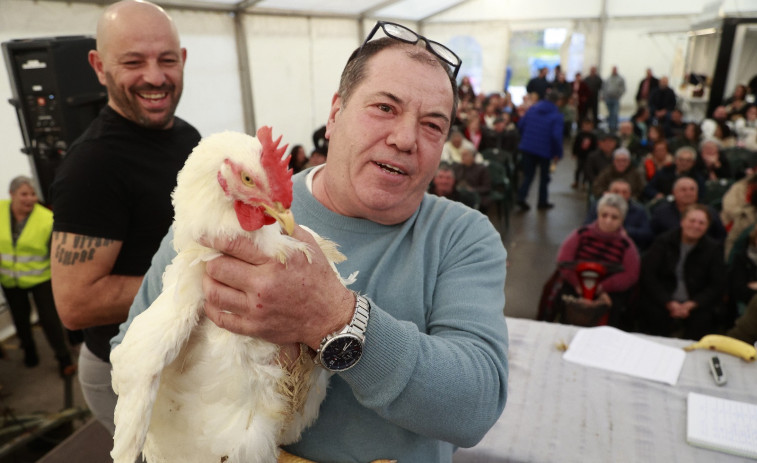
[
  {"x1": 9, "y1": 175, "x2": 34, "y2": 194},
  {"x1": 675, "y1": 146, "x2": 697, "y2": 161},
  {"x1": 613, "y1": 147, "x2": 631, "y2": 159},
  {"x1": 598, "y1": 192, "x2": 628, "y2": 220},
  {"x1": 699, "y1": 138, "x2": 722, "y2": 151}
]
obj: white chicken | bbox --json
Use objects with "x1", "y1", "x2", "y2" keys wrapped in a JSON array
[{"x1": 110, "y1": 127, "x2": 355, "y2": 463}]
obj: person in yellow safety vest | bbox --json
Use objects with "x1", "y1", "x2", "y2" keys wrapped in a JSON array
[{"x1": 0, "y1": 176, "x2": 74, "y2": 376}]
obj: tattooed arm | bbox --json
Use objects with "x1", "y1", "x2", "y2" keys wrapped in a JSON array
[{"x1": 50, "y1": 231, "x2": 144, "y2": 330}]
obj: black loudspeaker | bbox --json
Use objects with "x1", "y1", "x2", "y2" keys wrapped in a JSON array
[{"x1": 3, "y1": 36, "x2": 107, "y2": 203}]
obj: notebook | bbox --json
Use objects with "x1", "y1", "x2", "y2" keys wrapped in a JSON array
[{"x1": 686, "y1": 392, "x2": 757, "y2": 459}]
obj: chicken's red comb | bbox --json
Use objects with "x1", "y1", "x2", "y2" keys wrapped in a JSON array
[{"x1": 257, "y1": 125, "x2": 292, "y2": 208}]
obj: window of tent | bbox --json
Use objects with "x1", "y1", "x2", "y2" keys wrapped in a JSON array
[{"x1": 448, "y1": 35, "x2": 483, "y2": 96}]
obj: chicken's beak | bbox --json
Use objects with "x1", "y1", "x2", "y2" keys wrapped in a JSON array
[{"x1": 263, "y1": 203, "x2": 295, "y2": 236}]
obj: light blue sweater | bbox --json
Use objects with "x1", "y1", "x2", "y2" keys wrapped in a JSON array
[{"x1": 112, "y1": 168, "x2": 509, "y2": 462}]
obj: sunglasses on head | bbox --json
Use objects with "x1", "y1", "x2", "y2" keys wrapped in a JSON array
[{"x1": 357, "y1": 21, "x2": 461, "y2": 79}]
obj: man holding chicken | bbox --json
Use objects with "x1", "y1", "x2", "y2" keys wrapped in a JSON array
[{"x1": 114, "y1": 21, "x2": 508, "y2": 462}]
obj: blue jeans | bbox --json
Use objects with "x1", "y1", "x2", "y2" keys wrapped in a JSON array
[
  {"x1": 517, "y1": 151, "x2": 551, "y2": 206},
  {"x1": 605, "y1": 98, "x2": 620, "y2": 132}
]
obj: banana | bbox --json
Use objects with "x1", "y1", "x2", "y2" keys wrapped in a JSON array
[{"x1": 683, "y1": 334, "x2": 757, "y2": 362}]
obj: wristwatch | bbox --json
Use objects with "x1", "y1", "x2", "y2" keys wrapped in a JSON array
[{"x1": 315, "y1": 294, "x2": 370, "y2": 372}]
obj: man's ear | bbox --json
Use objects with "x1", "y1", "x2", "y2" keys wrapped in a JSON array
[
  {"x1": 88, "y1": 50, "x2": 107, "y2": 87},
  {"x1": 325, "y1": 93, "x2": 342, "y2": 140}
]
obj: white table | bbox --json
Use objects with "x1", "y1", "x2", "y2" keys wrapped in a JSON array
[{"x1": 453, "y1": 317, "x2": 757, "y2": 463}]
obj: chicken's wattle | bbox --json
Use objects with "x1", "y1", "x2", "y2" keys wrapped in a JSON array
[{"x1": 234, "y1": 200, "x2": 274, "y2": 231}]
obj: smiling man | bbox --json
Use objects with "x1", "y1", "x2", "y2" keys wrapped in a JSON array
[
  {"x1": 113, "y1": 22, "x2": 508, "y2": 462},
  {"x1": 48, "y1": 0, "x2": 201, "y2": 435}
]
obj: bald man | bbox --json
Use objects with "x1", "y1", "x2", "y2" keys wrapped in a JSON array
[
  {"x1": 649, "y1": 177, "x2": 726, "y2": 243},
  {"x1": 49, "y1": 0, "x2": 201, "y2": 434}
]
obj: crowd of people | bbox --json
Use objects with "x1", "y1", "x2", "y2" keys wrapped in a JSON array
[{"x1": 420, "y1": 63, "x2": 757, "y2": 345}]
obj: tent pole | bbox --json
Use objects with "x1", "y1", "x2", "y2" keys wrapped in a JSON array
[{"x1": 233, "y1": 10, "x2": 256, "y2": 134}]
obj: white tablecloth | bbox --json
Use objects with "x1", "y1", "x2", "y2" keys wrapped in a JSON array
[{"x1": 453, "y1": 317, "x2": 757, "y2": 463}]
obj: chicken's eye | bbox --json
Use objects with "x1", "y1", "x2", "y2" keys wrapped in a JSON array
[{"x1": 241, "y1": 172, "x2": 254, "y2": 186}]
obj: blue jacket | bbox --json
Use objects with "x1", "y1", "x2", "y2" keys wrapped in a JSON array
[{"x1": 517, "y1": 100, "x2": 564, "y2": 160}]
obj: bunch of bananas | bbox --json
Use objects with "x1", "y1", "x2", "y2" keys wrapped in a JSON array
[{"x1": 683, "y1": 335, "x2": 757, "y2": 362}]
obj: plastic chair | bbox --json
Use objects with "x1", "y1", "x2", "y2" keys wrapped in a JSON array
[
  {"x1": 487, "y1": 160, "x2": 513, "y2": 230},
  {"x1": 704, "y1": 178, "x2": 734, "y2": 211},
  {"x1": 723, "y1": 147, "x2": 757, "y2": 178}
]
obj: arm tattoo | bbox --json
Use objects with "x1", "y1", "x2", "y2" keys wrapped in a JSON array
[{"x1": 53, "y1": 231, "x2": 115, "y2": 266}]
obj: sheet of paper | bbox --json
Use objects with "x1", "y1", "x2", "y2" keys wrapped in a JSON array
[
  {"x1": 687, "y1": 392, "x2": 757, "y2": 459},
  {"x1": 562, "y1": 325, "x2": 686, "y2": 385}
]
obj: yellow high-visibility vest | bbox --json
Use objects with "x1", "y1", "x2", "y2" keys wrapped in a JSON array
[{"x1": 0, "y1": 200, "x2": 53, "y2": 289}]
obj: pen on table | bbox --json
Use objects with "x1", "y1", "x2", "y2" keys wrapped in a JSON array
[{"x1": 709, "y1": 355, "x2": 727, "y2": 386}]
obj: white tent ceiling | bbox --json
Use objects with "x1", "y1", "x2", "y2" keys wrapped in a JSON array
[{"x1": 42, "y1": 0, "x2": 757, "y2": 23}]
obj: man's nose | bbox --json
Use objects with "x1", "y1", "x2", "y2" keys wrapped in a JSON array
[
  {"x1": 142, "y1": 61, "x2": 168, "y2": 87},
  {"x1": 387, "y1": 116, "x2": 418, "y2": 153}
]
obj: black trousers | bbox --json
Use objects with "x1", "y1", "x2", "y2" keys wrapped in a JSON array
[
  {"x1": 643, "y1": 300, "x2": 715, "y2": 340},
  {"x1": 2, "y1": 280, "x2": 70, "y2": 361}
]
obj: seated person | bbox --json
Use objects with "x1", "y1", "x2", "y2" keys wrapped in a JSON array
[
  {"x1": 584, "y1": 132, "x2": 619, "y2": 186},
  {"x1": 721, "y1": 173, "x2": 757, "y2": 258},
  {"x1": 453, "y1": 147, "x2": 492, "y2": 212},
  {"x1": 617, "y1": 120, "x2": 644, "y2": 161},
  {"x1": 668, "y1": 122, "x2": 701, "y2": 154},
  {"x1": 441, "y1": 128, "x2": 477, "y2": 164},
  {"x1": 429, "y1": 162, "x2": 478, "y2": 209},
  {"x1": 639, "y1": 205, "x2": 726, "y2": 339},
  {"x1": 734, "y1": 104, "x2": 757, "y2": 150},
  {"x1": 649, "y1": 177, "x2": 726, "y2": 243},
  {"x1": 645, "y1": 125, "x2": 665, "y2": 151},
  {"x1": 463, "y1": 116, "x2": 483, "y2": 149},
  {"x1": 585, "y1": 179, "x2": 653, "y2": 251},
  {"x1": 479, "y1": 114, "x2": 519, "y2": 153},
  {"x1": 591, "y1": 147, "x2": 645, "y2": 200},
  {"x1": 642, "y1": 146, "x2": 705, "y2": 203},
  {"x1": 556, "y1": 193, "x2": 640, "y2": 327},
  {"x1": 700, "y1": 105, "x2": 731, "y2": 141},
  {"x1": 666, "y1": 108, "x2": 686, "y2": 139},
  {"x1": 695, "y1": 139, "x2": 730, "y2": 180},
  {"x1": 641, "y1": 140, "x2": 673, "y2": 182},
  {"x1": 728, "y1": 225, "x2": 757, "y2": 322},
  {"x1": 631, "y1": 106, "x2": 650, "y2": 141}
]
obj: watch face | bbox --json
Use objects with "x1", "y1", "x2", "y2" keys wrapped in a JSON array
[{"x1": 321, "y1": 335, "x2": 363, "y2": 371}]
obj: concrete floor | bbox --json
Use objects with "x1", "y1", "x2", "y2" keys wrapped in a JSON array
[
  {"x1": 0, "y1": 152, "x2": 587, "y2": 462},
  {"x1": 502, "y1": 152, "x2": 587, "y2": 319},
  {"x1": 0, "y1": 329, "x2": 89, "y2": 463}
]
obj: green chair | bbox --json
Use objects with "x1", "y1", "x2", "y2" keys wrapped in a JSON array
[
  {"x1": 723, "y1": 147, "x2": 757, "y2": 179},
  {"x1": 704, "y1": 178, "x2": 734, "y2": 211},
  {"x1": 487, "y1": 160, "x2": 513, "y2": 230}
]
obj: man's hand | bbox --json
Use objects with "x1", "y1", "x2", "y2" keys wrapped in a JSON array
[
  {"x1": 201, "y1": 226, "x2": 355, "y2": 350},
  {"x1": 666, "y1": 300, "x2": 694, "y2": 319}
]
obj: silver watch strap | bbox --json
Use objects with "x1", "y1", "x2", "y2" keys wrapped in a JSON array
[{"x1": 348, "y1": 294, "x2": 370, "y2": 341}]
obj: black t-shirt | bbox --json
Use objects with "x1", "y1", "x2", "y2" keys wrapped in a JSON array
[{"x1": 50, "y1": 105, "x2": 201, "y2": 362}]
